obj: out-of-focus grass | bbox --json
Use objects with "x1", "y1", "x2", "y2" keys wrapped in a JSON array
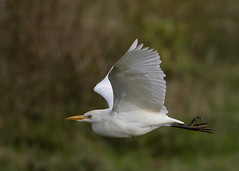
[{"x1": 0, "y1": 0, "x2": 239, "y2": 170}]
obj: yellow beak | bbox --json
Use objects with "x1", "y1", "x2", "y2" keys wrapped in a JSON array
[{"x1": 65, "y1": 115, "x2": 90, "y2": 121}]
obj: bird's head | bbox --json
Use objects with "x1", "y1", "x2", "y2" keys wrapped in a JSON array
[{"x1": 65, "y1": 110, "x2": 104, "y2": 123}]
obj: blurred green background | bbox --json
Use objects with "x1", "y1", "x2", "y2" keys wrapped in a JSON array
[{"x1": 1, "y1": 0, "x2": 239, "y2": 170}]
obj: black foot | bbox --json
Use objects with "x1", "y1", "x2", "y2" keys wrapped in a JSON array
[{"x1": 172, "y1": 116, "x2": 214, "y2": 133}]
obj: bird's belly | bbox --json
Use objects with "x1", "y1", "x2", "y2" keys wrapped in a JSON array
[
  {"x1": 91, "y1": 121, "x2": 158, "y2": 138},
  {"x1": 91, "y1": 123, "x2": 130, "y2": 138}
]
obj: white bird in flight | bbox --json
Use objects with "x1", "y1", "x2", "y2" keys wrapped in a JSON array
[{"x1": 66, "y1": 39, "x2": 213, "y2": 137}]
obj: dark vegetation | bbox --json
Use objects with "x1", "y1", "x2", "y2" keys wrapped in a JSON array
[{"x1": 0, "y1": 0, "x2": 239, "y2": 170}]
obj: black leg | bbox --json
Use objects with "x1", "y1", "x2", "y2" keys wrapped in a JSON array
[
  {"x1": 189, "y1": 116, "x2": 202, "y2": 126},
  {"x1": 171, "y1": 116, "x2": 214, "y2": 133}
]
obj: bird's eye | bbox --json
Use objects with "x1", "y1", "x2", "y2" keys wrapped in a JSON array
[{"x1": 88, "y1": 115, "x2": 92, "y2": 119}]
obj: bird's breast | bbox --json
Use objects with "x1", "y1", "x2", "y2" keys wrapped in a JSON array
[{"x1": 91, "y1": 120, "x2": 131, "y2": 138}]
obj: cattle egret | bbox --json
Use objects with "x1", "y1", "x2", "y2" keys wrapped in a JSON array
[{"x1": 66, "y1": 39, "x2": 213, "y2": 137}]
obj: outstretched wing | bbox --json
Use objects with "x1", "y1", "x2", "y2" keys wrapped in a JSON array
[{"x1": 109, "y1": 39, "x2": 168, "y2": 113}]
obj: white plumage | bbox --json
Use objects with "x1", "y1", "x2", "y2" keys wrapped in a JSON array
[
  {"x1": 66, "y1": 39, "x2": 213, "y2": 137},
  {"x1": 94, "y1": 73, "x2": 113, "y2": 109}
]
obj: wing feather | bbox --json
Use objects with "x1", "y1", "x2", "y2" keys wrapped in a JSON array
[
  {"x1": 109, "y1": 39, "x2": 167, "y2": 113},
  {"x1": 94, "y1": 74, "x2": 113, "y2": 108}
]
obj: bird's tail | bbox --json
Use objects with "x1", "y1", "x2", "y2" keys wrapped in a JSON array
[{"x1": 171, "y1": 116, "x2": 213, "y2": 133}]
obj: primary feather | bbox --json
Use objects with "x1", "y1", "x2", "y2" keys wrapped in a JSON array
[{"x1": 110, "y1": 40, "x2": 167, "y2": 113}]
